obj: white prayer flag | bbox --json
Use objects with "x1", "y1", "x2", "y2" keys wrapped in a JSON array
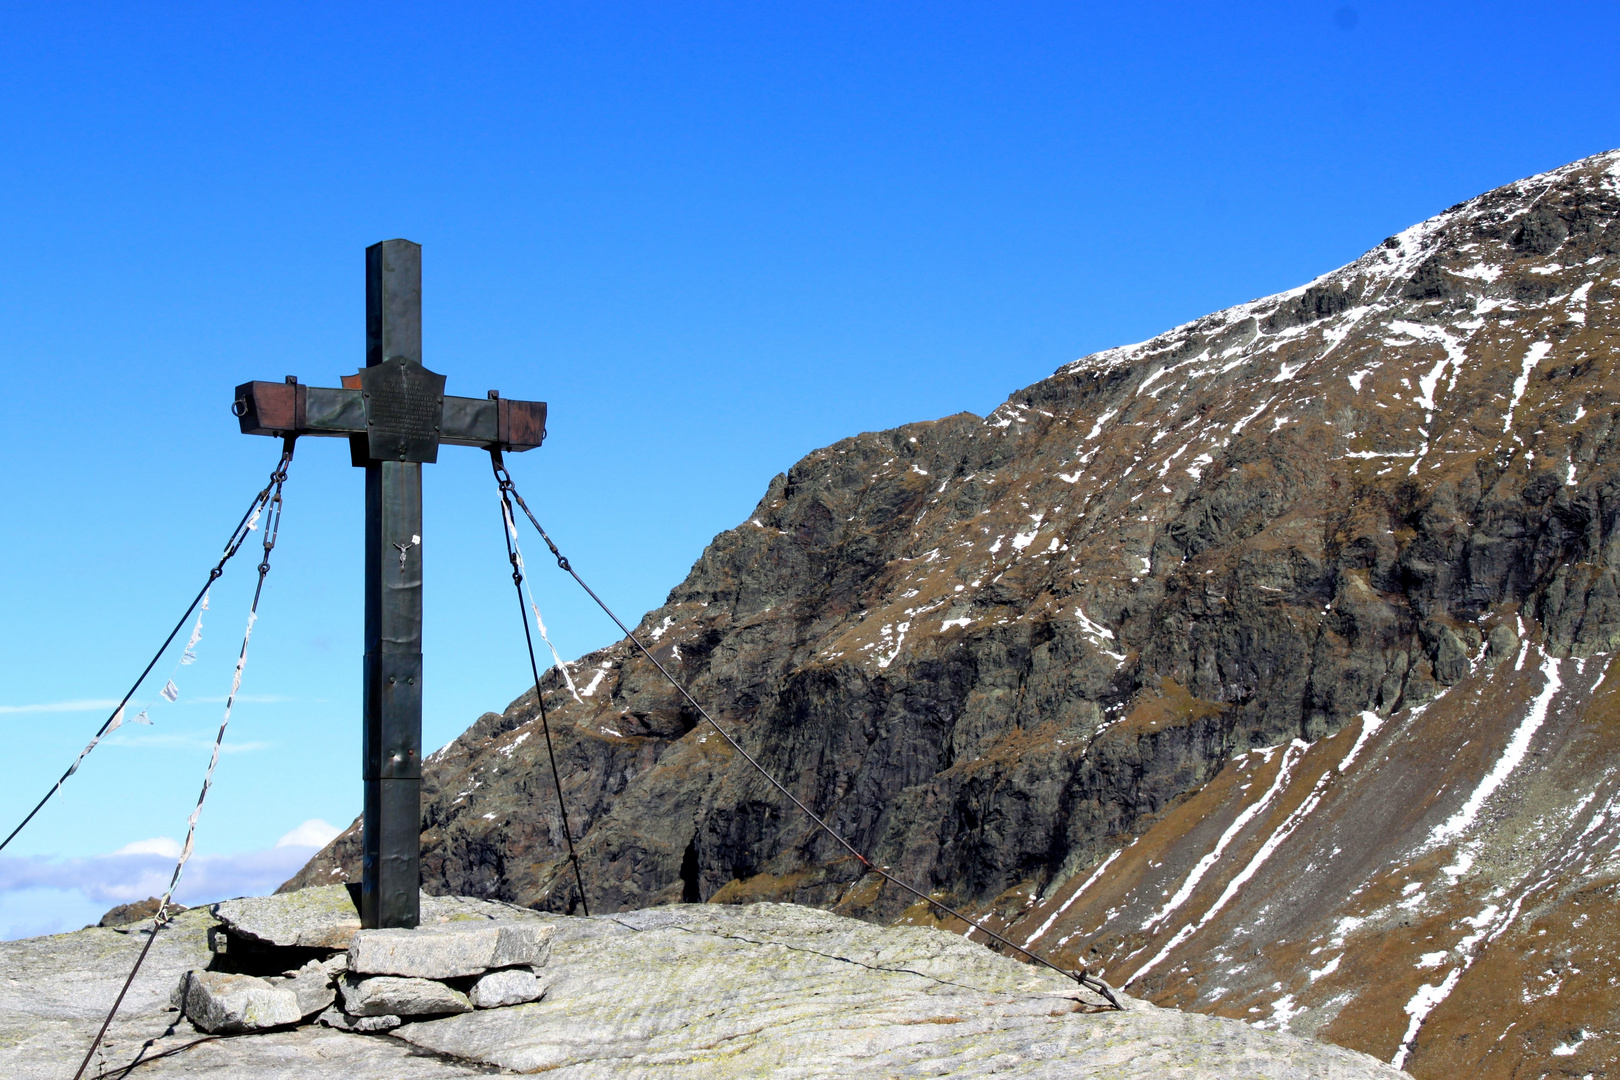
[
  {"x1": 183, "y1": 608, "x2": 204, "y2": 663},
  {"x1": 132, "y1": 709, "x2": 152, "y2": 725},
  {"x1": 161, "y1": 680, "x2": 179, "y2": 703},
  {"x1": 105, "y1": 706, "x2": 125, "y2": 734}
]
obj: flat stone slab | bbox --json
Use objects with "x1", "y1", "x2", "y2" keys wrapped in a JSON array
[
  {"x1": 0, "y1": 907, "x2": 219, "y2": 1080},
  {"x1": 340, "y1": 974, "x2": 473, "y2": 1017},
  {"x1": 1, "y1": 897, "x2": 1405, "y2": 1079},
  {"x1": 215, "y1": 886, "x2": 362, "y2": 949},
  {"x1": 214, "y1": 885, "x2": 554, "y2": 950},
  {"x1": 392, "y1": 903, "x2": 1407, "y2": 1078},
  {"x1": 88, "y1": 1027, "x2": 484, "y2": 1078},
  {"x1": 349, "y1": 922, "x2": 553, "y2": 979}
]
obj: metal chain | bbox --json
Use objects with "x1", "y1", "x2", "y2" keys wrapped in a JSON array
[
  {"x1": 492, "y1": 459, "x2": 1122, "y2": 1009},
  {"x1": 72, "y1": 439, "x2": 295, "y2": 1080},
  {"x1": 1, "y1": 439, "x2": 296, "y2": 856},
  {"x1": 490, "y1": 451, "x2": 590, "y2": 915}
]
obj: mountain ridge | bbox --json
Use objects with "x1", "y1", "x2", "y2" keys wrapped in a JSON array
[{"x1": 290, "y1": 147, "x2": 1620, "y2": 1077}]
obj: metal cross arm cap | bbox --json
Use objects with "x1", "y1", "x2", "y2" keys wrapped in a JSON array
[{"x1": 232, "y1": 374, "x2": 547, "y2": 461}]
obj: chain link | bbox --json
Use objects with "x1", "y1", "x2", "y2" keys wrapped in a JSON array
[{"x1": 490, "y1": 449, "x2": 590, "y2": 915}]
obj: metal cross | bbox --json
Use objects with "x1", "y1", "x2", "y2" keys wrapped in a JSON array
[{"x1": 233, "y1": 240, "x2": 547, "y2": 929}]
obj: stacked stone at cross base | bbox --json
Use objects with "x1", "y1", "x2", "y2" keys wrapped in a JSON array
[{"x1": 177, "y1": 885, "x2": 552, "y2": 1035}]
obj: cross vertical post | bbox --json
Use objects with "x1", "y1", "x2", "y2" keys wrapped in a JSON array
[
  {"x1": 232, "y1": 240, "x2": 548, "y2": 931},
  {"x1": 362, "y1": 239, "x2": 425, "y2": 929}
]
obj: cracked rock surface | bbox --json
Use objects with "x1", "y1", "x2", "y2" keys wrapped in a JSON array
[
  {"x1": 1, "y1": 896, "x2": 1399, "y2": 1078},
  {"x1": 0, "y1": 907, "x2": 484, "y2": 1079}
]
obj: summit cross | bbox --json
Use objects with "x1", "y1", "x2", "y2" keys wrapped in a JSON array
[{"x1": 233, "y1": 239, "x2": 547, "y2": 929}]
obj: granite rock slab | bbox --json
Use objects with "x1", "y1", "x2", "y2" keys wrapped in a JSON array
[
  {"x1": 0, "y1": 907, "x2": 219, "y2": 1080},
  {"x1": 2, "y1": 896, "x2": 1405, "y2": 1079},
  {"x1": 468, "y1": 967, "x2": 543, "y2": 1008},
  {"x1": 340, "y1": 973, "x2": 473, "y2": 1017},
  {"x1": 349, "y1": 921, "x2": 553, "y2": 979},
  {"x1": 215, "y1": 886, "x2": 363, "y2": 949},
  {"x1": 179, "y1": 970, "x2": 302, "y2": 1034},
  {"x1": 392, "y1": 903, "x2": 1407, "y2": 1079},
  {"x1": 218, "y1": 884, "x2": 554, "y2": 951},
  {"x1": 100, "y1": 1028, "x2": 484, "y2": 1078}
]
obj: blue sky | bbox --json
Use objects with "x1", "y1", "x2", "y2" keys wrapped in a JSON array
[{"x1": 1, "y1": 1, "x2": 1616, "y2": 937}]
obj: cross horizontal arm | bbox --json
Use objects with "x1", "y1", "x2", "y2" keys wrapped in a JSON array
[{"x1": 233, "y1": 380, "x2": 546, "y2": 452}]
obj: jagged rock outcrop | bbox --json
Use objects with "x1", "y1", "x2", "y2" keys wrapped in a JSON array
[
  {"x1": 98, "y1": 897, "x2": 187, "y2": 928},
  {"x1": 289, "y1": 149, "x2": 1620, "y2": 1076}
]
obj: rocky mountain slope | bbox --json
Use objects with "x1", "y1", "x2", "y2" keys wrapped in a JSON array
[{"x1": 289, "y1": 149, "x2": 1620, "y2": 1077}]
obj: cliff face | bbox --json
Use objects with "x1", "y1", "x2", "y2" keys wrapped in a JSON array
[{"x1": 289, "y1": 149, "x2": 1620, "y2": 1076}]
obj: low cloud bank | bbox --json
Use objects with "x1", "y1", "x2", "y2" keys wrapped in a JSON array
[{"x1": 0, "y1": 819, "x2": 344, "y2": 940}]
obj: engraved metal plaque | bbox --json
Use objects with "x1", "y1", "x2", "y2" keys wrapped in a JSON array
[{"x1": 359, "y1": 357, "x2": 447, "y2": 462}]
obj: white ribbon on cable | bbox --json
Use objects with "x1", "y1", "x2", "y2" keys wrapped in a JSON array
[
  {"x1": 57, "y1": 588, "x2": 208, "y2": 783},
  {"x1": 61, "y1": 705, "x2": 122, "y2": 780},
  {"x1": 502, "y1": 497, "x2": 583, "y2": 704},
  {"x1": 157, "y1": 600, "x2": 257, "y2": 913},
  {"x1": 129, "y1": 590, "x2": 208, "y2": 722},
  {"x1": 181, "y1": 594, "x2": 207, "y2": 665}
]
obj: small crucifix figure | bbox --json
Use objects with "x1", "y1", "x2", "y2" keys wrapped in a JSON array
[
  {"x1": 394, "y1": 534, "x2": 421, "y2": 572},
  {"x1": 232, "y1": 240, "x2": 547, "y2": 929}
]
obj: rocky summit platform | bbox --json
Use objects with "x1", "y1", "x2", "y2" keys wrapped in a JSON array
[{"x1": 0, "y1": 886, "x2": 1403, "y2": 1078}]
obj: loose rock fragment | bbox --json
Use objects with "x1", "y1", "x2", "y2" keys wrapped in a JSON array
[
  {"x1": 267, "y1": 958, "x2": 338, "y2": 1018},
  {"x1": 469, "y1": 967, "x2": 543, "y2": 1008},
  {"x1": 339, "y1": 973, "x2": 473, "y2": 1017},
  {"x1": 353, "y1": 1013, "x2": 403, "y2": 1032},
  {"x1": 177, "y1": 970, "x2": 302, "y2": 1033},
  {"x1": 315, "y1": 1005, "x2": 352, "y2": 1030},
  {"x1": 490, "y1": 923, "x2": 554, "y2": 969},
  {"x1": 1486, "y1": 622, "x2": 1520, "y2": 667}
]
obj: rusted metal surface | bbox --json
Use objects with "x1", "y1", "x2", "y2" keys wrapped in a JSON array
[{"x1": 234, "y1": 381, "x2": 545, "y2": 452}]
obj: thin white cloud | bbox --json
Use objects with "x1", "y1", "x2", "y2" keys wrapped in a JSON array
[
  {"x1": 0, "y1": 694, "x2": 295, "y2": 717},
  {"x1": 0, "y1": 699, "x2": 122, "y2": 715},
  {"x1": 276, "y1": 819, "x2": 341, "y2": 849},
  {"x1": 103, "y1": 733, "x2": 273, "y2": 753},
  {"x1": 113, "y1": 837, "x2": 184, "y2": 858}
]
